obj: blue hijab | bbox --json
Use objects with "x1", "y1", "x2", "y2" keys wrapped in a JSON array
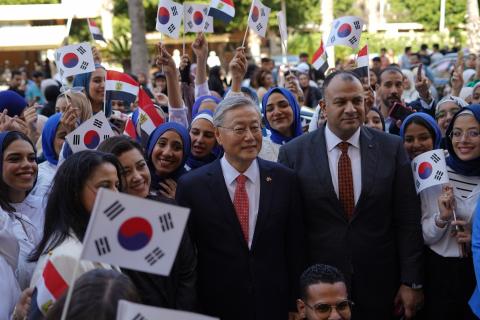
[
  {"x1": 41, "y1": 113, "x2": 62, "y2": 165},
  {"x1": 146, "y1": 122, "x2": 191, "y2": 184},
  {"x1": 191, "y1": 95, "x2": 221, "y2": 119},
  {"x1": 261, "y1": 87, "x2": 303, "y2": 145},
  {"x1": 399, "y1": 112, "x2": 442, "y2": 149},
  {"x1": 445, "y1": 104, "x2": 480, "y2": 176},
  {"x1": 0, "y1": 90, "x2": 27, "y2": 117},
  {"x1": 72, "y1": 64, "x2": 110, "y2": 117}
]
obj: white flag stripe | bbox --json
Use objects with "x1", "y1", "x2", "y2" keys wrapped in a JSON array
[
  {"x1": 357, "y1": 55, "x2": 369, "y2": 68},
  {"x1": 89, "y1": 26, "x2": 102, "y2": 35},
  {"x1": 277, "y1": 11, "x2": 287, "y2": 49},
  {"x1": 117, "y1": 300, "x2": 219, "y2": 320},
  {"x1": 81, "y1": 189, "x2": 189, "y2": 276},
  {"x1": 411, "y1": 149, "x2": 449, "y2": 194},
  {"x1": 105, "y1": 80, "x2": 140, "y2": 96},
  {"x1": 138, "y1": 108, "x2": 158, "y2": 136},
  {"x1": 313, "y1": 56, "x2": 327, "y2": 70}
]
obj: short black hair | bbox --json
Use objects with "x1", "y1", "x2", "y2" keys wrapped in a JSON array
[
  {"x1": 378, "y1": 66, "x2": 403, "y2": 85},
  {"x1": 261, "y1": 57, "x2": 273, "y2": 64},
  {"x1": 372, "y1": 57, "x2": 381, "y2": 63},
  {"x1": 299, "y1": 52, "x2": 309, "y2": 58},
  {"x1": 11, "y1": 70, "x2": 21, "y2": 77},
  {"x1": 32, "y1": 71, "x2": 44, "y2": 78},
  {"x1": 98, "y1": 136, "x2": 144, "y2": 158},
  {"x1": 420, "y1": 44, "x2": 428, "y2": 50},
  {"x1": 323, "y1": 70, "x2": 361, "y2": 91},
  {"x1": 405, "y1": 46, "x2": 412, "y2": 53},
  {"x1": 300, "y1": 264, "x2": 346, "y2": 300},
  {"x1": 433, "y1": 43, "x2": 440, "y2": 50}
]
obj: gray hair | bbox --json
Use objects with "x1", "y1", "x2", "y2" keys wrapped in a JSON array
[{"x1": 213, "y1": 96, "x2": 261, "y2": 127}]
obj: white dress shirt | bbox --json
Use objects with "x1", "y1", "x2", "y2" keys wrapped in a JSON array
[
  {"x1": 420, "y1": 167, "x2": 480, "y2": 257},
  {"x1": 220, "y1": 156, "x2": 260, "y2": 248},
  {"x1": 325, "y1": 125, "x2": 362, "y2": 205}
]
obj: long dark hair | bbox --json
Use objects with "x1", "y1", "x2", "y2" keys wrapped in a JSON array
[
  {"x1": 45, "y1": 269, "x2": 140, "y2": 320},
  {"x1": 0, "y1": 131, "x2": 36, "y2": 213},
  {"x1": 97, "y1": 135, "x2": 144, "y2": 158},
  {"x1": 29, "y1": 150, "x2": 123, "y2": 262}
]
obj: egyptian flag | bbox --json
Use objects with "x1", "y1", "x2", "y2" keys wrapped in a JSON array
[
  {"x1": 105, "y1": 70, "x2": 139, "y2": 112},
  {"x1": 28, "y1": 260, "x2": 69, "y2": 318},
  {"x1": 133, "y1": 88, "x2": 165, "y2": 146},
  {"x1": 354, "y1": 44, "x2": 369, "y2": 78},
  {"x1": 87, "y1": 18, "x2": 107, "y2": 43},
  {"x1": 208, "y1": 0, "x2": 235, "y2": 24},
  {"x1": 123, "y1": 117, "x2": 137, "y2": 139},
  {"x1": 312, "y1": 40, "x2": 328, "y2": 74}
]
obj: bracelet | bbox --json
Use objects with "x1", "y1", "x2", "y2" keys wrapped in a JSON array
[{"x1": 435, "y1": 214, "x2": 451, "y2": 227}]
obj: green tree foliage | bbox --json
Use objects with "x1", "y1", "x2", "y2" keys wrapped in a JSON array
[{"x1": 0, "y1": 0, "x2": 58, "y2": 4}]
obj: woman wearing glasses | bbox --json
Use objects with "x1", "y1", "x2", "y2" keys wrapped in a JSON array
[
  {"x1": 420, "y1": 104, "x2": 480, "y2": 319},
  {"x1": 259, "y1": 87, "x2": 303, "y2": 162},
  {"x1": 146, "y1": 123, "x2": 191, "y2": 200}
]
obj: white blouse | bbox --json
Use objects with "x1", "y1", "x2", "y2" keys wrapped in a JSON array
[
  {"x1": 420, "y1": 167, "x2": 480, "y2": 257},
  {"x1": 258, "y1": 137, "x2": 281, "y2": 162},
  {"x1": 30, "y1": 161, "x2": 57, "y2": 199}
]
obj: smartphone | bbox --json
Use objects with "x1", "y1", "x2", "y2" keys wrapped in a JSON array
[{"x1": 389, "y1": 102, "x2": 413, "y2": 121}]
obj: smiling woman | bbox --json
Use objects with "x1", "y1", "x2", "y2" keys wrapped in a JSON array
[
  {"x1": 399, "y1": 113, "x2": 442, "y2": 160},
  {"x1": 0, "y1": 131, "x2": 43, "y2": 290}
]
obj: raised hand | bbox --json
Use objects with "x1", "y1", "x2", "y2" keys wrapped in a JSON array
[
  {"x1": 155, "y1": 43, "x2": 177, "y2": 76},
  {"x1": 414, "y1": 64, "x2": 431, "y2": 102},
  {"x1": 229, "y1": 47, "x2": 247, "y2": 92},
  {"x1": 192, "y1": 33, "x2": 208, "y2": 62}
]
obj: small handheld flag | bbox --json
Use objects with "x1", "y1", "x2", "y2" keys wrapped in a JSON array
[
  {"x1": 411, "y1": 149, "x2": 449, "y2": 194},
  {"x1": 184, "y1": 3, "x2": 214, "y2": 33},
  {"x1": 326, "y1": 16, "x2": 364, "y2": 49},
  {"x1": 277, "y1": 11, "x2": 288, "y2": 52},
  {"x1": 65, "y1": 112, "x2": 114, "y2": 153},
  {"x1": 105, "y1": 70, "x2": 139, "y2": 112},
  {"x1": 208, "y1": 0, "x2": 235, "y2": 24},
  {"x1": 133, "y1": 88, "x2": 166, "y2": 146},
  {"x1": 156, "y1": 0, "x2": 184, "y2": 39},
  {"x1": 117, "y1": 300, "x2": 219, "y2": 320},
  {"x1": 81, "y1": 189, "x2": 190, "y2": 276},
  {"x1": 312, "y1": 40, "x2": 328, "y2": 73},
  {"x1": 247, "y1": 0, "x2": 271, "y2": 38},
  {"x1": 87, "y1": 19, "x2": 107, "y2": 43},
  {"x1": 354, "y1": 44, "x2": 369, "y2": 78},
  {"x1": 55, "y1": 42, "x2": 95, "y2": 79}
]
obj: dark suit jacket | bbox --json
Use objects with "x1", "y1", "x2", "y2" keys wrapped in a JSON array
[
  {"x1": 278, "y1": 125, "x2": 424, "y2": 319},
  {"x1": 176, "y1": 158, "x2": 305, "y2": 320}
]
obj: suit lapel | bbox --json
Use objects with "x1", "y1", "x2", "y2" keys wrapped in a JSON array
[
  {"x1": 207, "y1": 160, "x2": 249, "y2": 250},
  {"x1": 309, "y1": 126, "x2": 346, "y2": 220},
  {"x1": 351, "y1": 127, "x2": 378, "y2": 221},
  {"x1": 251, "y1": 159, "x2": 273, "y2": 250}
]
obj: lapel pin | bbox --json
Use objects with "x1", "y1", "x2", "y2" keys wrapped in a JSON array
[{"x1": 266, "y1": 177, "x2": 272, "y2": 182}]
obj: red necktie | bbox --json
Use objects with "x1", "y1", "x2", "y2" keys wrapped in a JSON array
[
  {"x1": 338, "y1": 142, "x2": 354, "y2": 219},
  {"x1": 233, "y1": 174, "x2": 249, "y2": 243}
]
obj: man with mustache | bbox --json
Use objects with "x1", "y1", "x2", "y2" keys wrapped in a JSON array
[
  {"x1": 176, "y1": 95, "x2": 305, "y2": 320},
  {"x1": 377, "y1": 66, "x2": 436, "y2": 134}
]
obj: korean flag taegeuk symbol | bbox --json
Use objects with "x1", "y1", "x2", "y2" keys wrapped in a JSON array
[
  {"x1": 411, "y1": 149, "x2": 449, "y2": 194},
  {"x1": 55, "y1": 42, "x2": 95, "y2": 79},
  {"x1": 184, "y1": 3, "x2": 213, "y2": 33},
  {"x1": 65, "y1": 112, "x2": 114, "y2": 153},
  {"x1": 81, "y1": 189, "x2": 190, "y2": 276},
  {"x1": 326, "y1": 16, "x2": 364, "y2": 49},
  {"x1": 155, "y1": 0, "x2": 184, "y2": 39}
]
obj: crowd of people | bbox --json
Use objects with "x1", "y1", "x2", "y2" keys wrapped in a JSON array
[{"x1": 1, "y1": 32, "x2": 480, "y2": 320}]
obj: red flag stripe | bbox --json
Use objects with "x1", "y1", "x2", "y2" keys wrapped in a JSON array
[
  {"x1": 222, "y1": 0, "x2": 234, "y2": 6},
  {"x1": 43, "y1": 260, "x2": 68, "y2": 300},
  {"x1": 358, "y1": 45, "x2": 368, "y2": 57},
  {"x1": 312, "y1": 41, "x2": 325, "y2": 63},
  {"x1": 106, "y1": 70, "x2": 139, "y2": 87},
  {"x1": 124, "y1": 118, "x2": 137, "y2": 138}
]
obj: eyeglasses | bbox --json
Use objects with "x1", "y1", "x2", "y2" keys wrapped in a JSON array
[
  {"x1": 304, "y1": 299, "x2": 354, "y2": 318},
  {"x1": 449, "y1": 129, "x2": 480, "y2": 141},
  {"x1": 217, "y1": 124, "x2": 261, "y2": 136}
]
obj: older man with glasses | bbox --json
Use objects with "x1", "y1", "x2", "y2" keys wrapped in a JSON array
[{"x1": 176, "y1": 96, "x2": 305, "y2": 320}]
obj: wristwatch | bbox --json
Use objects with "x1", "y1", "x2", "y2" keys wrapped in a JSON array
[{"x1": 402, "y1": 282, "x2": 423, "y2": 290}]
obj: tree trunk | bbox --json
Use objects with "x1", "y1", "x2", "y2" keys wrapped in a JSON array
[
  {"x1": 466, "y1": 0, "x2": 480, "y2": 53},
  {"x1": 127, "y1": 0, "x2": 149, "y2": 76}
]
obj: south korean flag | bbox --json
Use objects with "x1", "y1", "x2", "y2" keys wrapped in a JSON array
[
  {"x1": 156, "y1": 0, "x2": 184, "y2": 39},
  {"x1": 247, "y1": 0, "x2": 271, "y2": 38},
  {"x1": 55, "y1": 42, "x2": 95, "y2": 79},
  {"x1": 65, "y1": 112, "x2": 114, "y2": 153},
  {"x1": 81, "y1": 189, "x2": 190, "y2": 276},
  {"x1": 326, "y1": 16, "x2": 364, "y2": 49},
  {"x1": 411, "y1": 149, "x2": 450, "y2": 194},
  {"x1": 184, "y1": 3, "x2": 213, "y2": 33}
]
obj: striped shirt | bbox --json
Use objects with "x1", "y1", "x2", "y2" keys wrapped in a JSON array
[{"x1": 448, "y1": 169, "x2": 480, "y2": 199}]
